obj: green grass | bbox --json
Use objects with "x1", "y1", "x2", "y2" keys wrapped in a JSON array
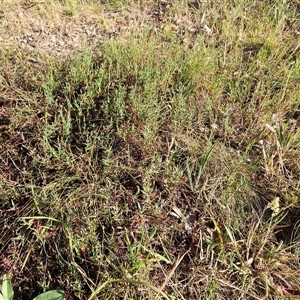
[{"x1": 1, "y1": 0, "x2": 300, "y2": 299}]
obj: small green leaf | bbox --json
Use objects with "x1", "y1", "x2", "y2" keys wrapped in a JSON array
[
  {"x1": 0, "y1": 293, "x2": 4, "y2": 300},
  {"x1": 32, "y1": 290, "x2": 64, "y2": 300},
  {"x1": 2, "y1": 274, "x2": 14, "y2": 300}
]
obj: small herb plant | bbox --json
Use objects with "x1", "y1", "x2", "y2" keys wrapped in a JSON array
[{"x1": 0, "y1": 274, "x2": 64, "y2": 300}]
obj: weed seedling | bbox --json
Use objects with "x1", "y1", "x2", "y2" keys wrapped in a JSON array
[{"x1": 0, "y1": 274, "x2": 64, "y2": 300}]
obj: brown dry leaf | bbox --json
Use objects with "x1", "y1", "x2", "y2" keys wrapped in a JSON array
[
  {"x1": 189, "y1": 233, "x2": 199, "y2": 255},
  {"x1": 243, "y1": 257, "x2": 254, "y2": 268},
  {"x1": 275, "y1": 285, "x2": 300, "y2": 297}
]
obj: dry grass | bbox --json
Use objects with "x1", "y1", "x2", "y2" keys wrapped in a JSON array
[{"x1": 1, "y1": 0, "x2": 300, "y2": 299}]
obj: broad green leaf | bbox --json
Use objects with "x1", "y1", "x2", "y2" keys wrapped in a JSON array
[
  {"x1": 2, "y1": 274, "x2": 14, "y2": 300},
  {"x1": 32, "y1": 290, "x2": 64, "y2": 300},
  {"x1": 0, "y1": 293, "x2": 4, "y2": 300}
]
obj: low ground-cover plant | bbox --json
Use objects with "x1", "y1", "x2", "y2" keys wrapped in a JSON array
[{"x1": 0, "y1": 274, "x2": 64, "y2": 300}]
